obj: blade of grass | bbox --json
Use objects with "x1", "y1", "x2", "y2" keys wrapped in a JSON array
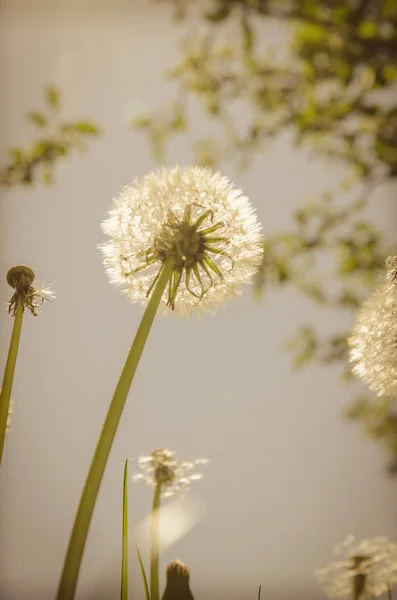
[
  {"x1": 121, "y1": 459, "x2": 129, "y2": 600},
  {"x1": 136, "y1": 545, "x2": 150, "y2": 600},
  {"x1": 258, "y1": 584, "x2": 262, "y2": 600}
]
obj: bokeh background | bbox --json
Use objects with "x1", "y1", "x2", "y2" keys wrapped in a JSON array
[{"x1": 1, "y1": 1, "x2": 397, "y2": 599}]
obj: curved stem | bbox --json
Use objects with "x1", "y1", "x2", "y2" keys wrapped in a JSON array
[
  {"x1": 0, "y1": 301, "x2": 24, "y2": 464},
  {"x1": 150, "y1": 483, "x2": 162, "y2": 600},
  {"x1": 56, "y1": 258, "x2": 175, "y2": 600}
]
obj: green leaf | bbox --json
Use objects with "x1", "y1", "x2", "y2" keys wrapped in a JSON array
[
  {"x1": 46, "y1": 86, "x2": 60, "y2": 110},
  {"x1": 9, "y1": 147, "x2": 23, "y2": 161},
  {"x1": 382, "y1": 65, "x2": 397, "y2": 83},
  {"x1": 332, "y1": 6, "x2": 350, "y2": 25},
  {"x1": 302, "y1": 0, "x2": 318, "y2": 18},
  {"x1": 28, "y1": 112, "x2": 47, "y2": 127},
  {"x1": 170, "y1": 105, "x2": 186, "y2": 131},
  {"x1": 357, "y1": 20, "x2": 377, "y2": 39},
  {"x1": 72, "y1": 121, "x2": 100, "y2": 135},
  {"x1": 131, "y1": 114, "x2": 151, "y2": 129},
  {"x1": 136, "y1": 545, "x2": 150, "y2": 600},
  {"x1": 335, "y1": 60, "x2": 352, "y2": 81},
  {"x1": 241, "y1": 16, "x2": 254, "y2": 53},
  {"x1": 296, "y1": 23, "x2": 326, "y2": 46},
  {"x1": 42, "y1": 163, "x2": 54, "y2": 185},
  {"x1": 121, "y1": 459, "x2": 129, "y2": 600}
]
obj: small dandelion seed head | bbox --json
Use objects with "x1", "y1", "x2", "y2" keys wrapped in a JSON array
[
  {"x1": 100, "y1": 165, "x2": 264, "y2": 315},
  {"x1": 6, "y1": 265, "x2": 55, "y2": 316},
  {"x1": 348, "y1": 256, "x2": 397, "y2": 397},
  {"x1": 133, "y1": 448, "x2": 208, "y2": 497},
  {"x1": 316, "y1": 537, "x2": 397, "y2": 600}
]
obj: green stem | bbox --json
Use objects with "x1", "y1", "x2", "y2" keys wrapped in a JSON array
[
  {"x1": 0, "y1": 301, "x2": 24, "y2": 464},
  {"x1": 150, "y1": 483, "x2": 162, "y2": 600},
  {"x1": 121, "y1": 459, "x2": 129, "y2": 600},
  {"x1": 56, "y1": 258, "x2": 175, "y2": 600}
]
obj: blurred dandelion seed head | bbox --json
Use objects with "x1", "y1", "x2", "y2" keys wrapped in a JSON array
[
  {"x1": 316, "y1": 537, "x2": 397, "y2": 599},
  {"x1": 133, "y1": 448, "x2": 208, "y2": 497},
  {"x1": 101, "y1": 165, "x2": 264, "y2": 315},
  {"x1": 6, "y1": 265, "x2": 56, "y2": 316},
  {"x1": 348, "y1": 256, "x2": 397, "y2": 397}
]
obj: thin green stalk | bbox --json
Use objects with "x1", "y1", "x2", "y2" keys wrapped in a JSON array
[
  {"x1": 56, "y1": 258, "x2": 175, "y2": 600},
  {"x1": 388, "y1": 584, "x2": 393, "y2": 600},
  {"x1": 150, "y1": 482, "x2": 162, "y2": 600},
  {"x1": 136, "y1": 545, "x2": 150, "y2": 600},
  {"x1": 0, "y1": 301, "x2": 24, "y2": 464},
  {"x1": 121, "y1": 458, "x2": 129, "y2": 600}
]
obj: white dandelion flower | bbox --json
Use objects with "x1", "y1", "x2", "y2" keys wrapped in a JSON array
[
  {"x1": 348, "y1": 256, "x2": 397, "y2": 397},
  {"x1": 7, "y1": 265, "x2": 56, "y2": 316},
  {"x1": 101, "y1": 165, "x2": 264, "y2": 315},
  {"x1": 316, "y1": 536, "x2": 397, "y2": 600},
  {"x1": 133, "y1": 448, "x2": 209, "y2": 497}
]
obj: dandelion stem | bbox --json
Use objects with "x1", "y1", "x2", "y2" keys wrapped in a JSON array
[
  {"x1": 121, "y1": 459, "x2": 129, "y2": 600},
  {"x1": 150, "y1": 482, "x2": 162, "y2": 600},
  {"x1": 56, "y1": 257, "x2": 175, "y2": 600},
  {"x1": 0, "y1": 301, "x2": 24, "y2": 464}
]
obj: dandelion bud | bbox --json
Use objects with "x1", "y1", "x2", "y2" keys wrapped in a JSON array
[
  {"x1": 161, "y1": 560, "x2": 194, "y2": 600},
  {"x1": 6, "y1": 265, "x2": 55, "y2": 316},
  {"x1": 7, "y1": 265, "x2": 35, "y2": 298}
]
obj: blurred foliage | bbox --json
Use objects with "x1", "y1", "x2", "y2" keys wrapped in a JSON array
[
  {"x1": 138, "y1": 0, "x2": 397, "y2": 175},
  {"x1": 345, "y1": 396, "x2": 397, "y2": 473},
  {"x1": 0, "y1": 85, "x2": 100, "y2": 186},
  {"x1": 254, "y1": 186, "x2": 386, "y2": 377},
  {"x1": 133, "y1": 0, "x2": 397, "y2": 469}
]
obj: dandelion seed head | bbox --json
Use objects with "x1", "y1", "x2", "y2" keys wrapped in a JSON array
[
  {"x1": 133, "y1": 448, "x2": 208, "y2": 497},
  {"x1": 316, "y1": 537, "x2": 397, "y2": 600},
  {"x1": 348, "y1": 256, "x2": 397, "y2": 397},
  {"x1": 101, "y1": 165, "x2": 264, "y2": 315}
]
